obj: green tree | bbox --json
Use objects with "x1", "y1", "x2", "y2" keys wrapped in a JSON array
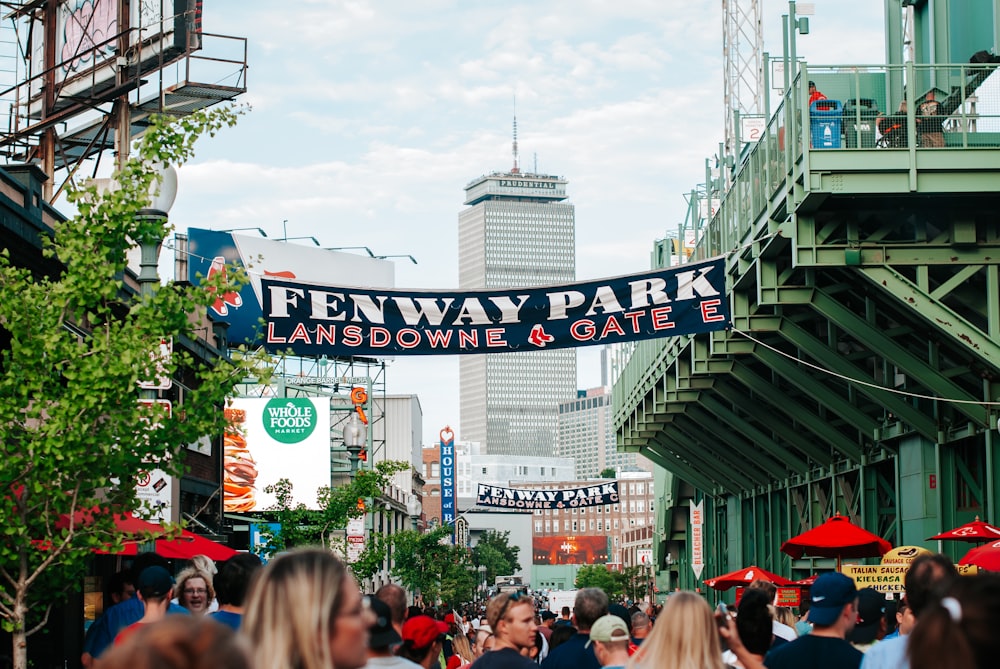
[
  {"x1": 255, "y1": 459, "x2": 410, "y2": 557},
  {"x1": 616, "y1": 566, "x2": 648, "y2": 602},
  {"x1": 599, "y1": 467, "x2": 617, "y2": 478},
  {"x1": 472, "y1": 529, "x2": 521, "y2": 585},
  {"x1": 438, "y1": 545, "x2": 477, "y2": 608},
  {"x1": 391, "y1": 524, "x2": 457, "y2": 604},
  {"x1": 575, "y1": 564, "x2": 622, "y2": 597},
  {"x1": 0, "y1": 108, "x2": 252, "y2": 669}
]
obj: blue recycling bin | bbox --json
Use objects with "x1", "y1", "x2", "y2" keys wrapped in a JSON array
[{"x1": 810, "y1": 99, "x2": 843, "y2": 149}]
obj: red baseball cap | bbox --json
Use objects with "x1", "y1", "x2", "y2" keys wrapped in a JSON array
[
  {"x1": 444, "y1": 613, "x2": 456, "y2": 624},
  {"x1": 402, "y1": 615, "x2": 449, "y2": 649}
]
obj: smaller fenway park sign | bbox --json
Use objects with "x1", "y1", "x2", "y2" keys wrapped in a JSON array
[
  {"x1": 476, "y1": 482, "x2": 620, "y2": 511},
  {"x1": 261, "y1": 257, "x2": 729, "y2": 357}
]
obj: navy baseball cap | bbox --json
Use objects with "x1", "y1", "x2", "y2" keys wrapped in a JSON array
[{"x1": 808, "y1": 572, "x2": 857, "y2": 626}]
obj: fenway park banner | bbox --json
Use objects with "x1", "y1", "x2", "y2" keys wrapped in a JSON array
[
  {"x1": 261, "y1": 257, "x2": 729, "y2": 356},
  {"x1": 477, "y1": 482, "x2": 619, "y2": 511}
]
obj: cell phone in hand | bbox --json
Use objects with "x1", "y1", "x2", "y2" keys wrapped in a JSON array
[{"x1": 716, "y1": 602, "x2": 731, "y2": 628}]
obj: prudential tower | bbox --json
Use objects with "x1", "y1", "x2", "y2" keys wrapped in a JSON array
[{"x1": 458, "y1": 117, "x2": 577, "y2": 457}]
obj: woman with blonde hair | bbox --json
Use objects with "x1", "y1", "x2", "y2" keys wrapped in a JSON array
[
  {"x1": 625, "y1": 591, "x2": 725, "y2": 669},
  {"x1": 175, "y1": 567, "x2": 216, "y2": 617},
  {"x1": 242, "y1": 547, "x2": 374, "y2": 669}
]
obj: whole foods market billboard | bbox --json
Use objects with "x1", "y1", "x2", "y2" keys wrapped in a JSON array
[{"x1": 224, "y1": 397, "x2": 331, "y2": 512}]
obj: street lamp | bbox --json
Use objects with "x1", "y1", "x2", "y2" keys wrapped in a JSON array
[
  {"x1": 343, "y1": 411, "x2": 367, "y2": 476},
  {"x1": 136, "y1": 163, "x2": 178, "y2": 300},
  {"x1": 478, "y1": 564, "x2": 487, "y2": 602},
  {"x1": 406, "y1": 495, "x2": 422, "y2": 531}
]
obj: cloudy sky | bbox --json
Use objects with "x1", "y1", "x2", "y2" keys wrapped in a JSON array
[{"x1": 165, "y1": 1, "x2": 885, "y2": 445}]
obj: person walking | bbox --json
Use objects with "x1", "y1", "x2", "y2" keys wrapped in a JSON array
[
  {"x1": 625, "y1": 591, "x2": 725, "y2": 669},
  {"x1": 208, "y1": 553, "x2": 262, "y2": 629},
  {"x1": 763, "y1": 573, "x2": 863, "y2": 669},
  {"x1": 586, "y1": 615, "x2": 630, "y2": 669},
  {"x1": 470, "y1": 593, "x2": 539, "y2": 669},
  {"x1": 365, "y1": 598, "x2": 423, "y2": 669},
  {"x1": 242, "y1": 547, "x2": 375, "y2": 669},
  {"x1": 541, "y1": 588, "x2": 608, "y2": 669}
]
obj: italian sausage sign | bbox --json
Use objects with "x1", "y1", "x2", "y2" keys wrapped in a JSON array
[{"x1": 261, "y1": 257, "x2": 729, "y2": 356}]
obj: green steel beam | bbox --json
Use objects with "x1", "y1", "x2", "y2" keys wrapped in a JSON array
[
  {"x1": 697, "y1": 394, "x2": 810, "y2": 475},
  {"x1": 643, "y1": 438, "x2": 727, "y2": 494},
  {"x1": 752, "y1": 346, "x2": 878, "y2": 451},
  {"x1": 651, "y1": 428, "x2": 759, "y2": 492},
  {"x1": 859, "y1": 265, "x2": 1000, "y2": 381},
  {"x1": 808, "y1": 285, "x2": 989, "y2": 427},
  {"x1": 730, "y1": 361, "x2": 864, "y2": 461},
  {"x1": 777, "y1": 319, "x2": 939, "y2": 440},
  {"x1": 665, "y1": 418, "x2": 768, "y2": 490},
  {"x1": 712, "y1": 380, "x2": 835, "y2": 467},
  {"x1": 679, "y1": 407, "x2": 793, "y2": 482}
]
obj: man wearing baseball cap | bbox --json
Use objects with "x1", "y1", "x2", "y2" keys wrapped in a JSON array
[
  {"x1": 764, "y1": 572, "x2": 863, "y2": 669},
  {"x1": 585, "y1": 615, "x2": 630, "y2": 669},
  {"x1": 112, "y1": 566, "x2": 176, "y2": 647},
  {"x1": 401, "y1": 615, "x2": 450, "y2": 669},
  {"x1": 364, "y1": 597, "x2": 421, "y2": 669}
]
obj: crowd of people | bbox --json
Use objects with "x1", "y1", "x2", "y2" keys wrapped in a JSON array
[{"x1": 83, "y1": 548, "x2": 1000, "y2": 669}]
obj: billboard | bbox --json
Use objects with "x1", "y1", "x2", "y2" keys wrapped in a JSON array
[
  {"x1": 186, "y1": 228, "x2": 395, "y2": 346},
  {"x1": 223, "y1": 397, "x2": 331, "y2": 513},
  {"x1": 28, "y1": 0, "x2": 203, "y2": 116},
  {"x1": 533, "y1": 536, "x2": 610, "y2": 565}
]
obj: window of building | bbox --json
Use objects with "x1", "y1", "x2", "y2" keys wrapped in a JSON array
[
  {"x1": 598, "y1": 520, "x2": 603, "y2": 532},
  {"x1": 572, "y1": 521, "x2": 578, "y2": 532},
  {"x1": 613, "y1": 519, "x2": 619, "y2": 529},
  {"x1": 535, "y1": 521, "x2": 542, "y2": 533},
  {"x1": 482, "y1": 467, "x2": 488, "y2": 475},
  {"x1": 431, "y1": 463, "x2": 439, "y2": 478},
  {"x1": 545, "y1": 520, "x2": 551, "y2": 532},
  {"x1": 564, "y1": 520, "x2": 570, "y2": 531},
  {"x1": 589, "y1": 520, "x2": 595, "y2": 530},
  {"x1": 636, "y1": 483, "x2": 644, "y2": 494}
]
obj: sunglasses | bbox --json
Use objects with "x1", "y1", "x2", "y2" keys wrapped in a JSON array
[{"x1": 496, "y1": 592, "x2": 528, "y2": 624}]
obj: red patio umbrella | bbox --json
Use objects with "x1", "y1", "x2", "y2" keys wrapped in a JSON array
[
  {"x1": 780, "y1": 513, "x2": 892, "y2": 569},
  {"x1": 791, "y1": 573, "x2": 818, "y2": 586},
  {"x1": 154, "y1": 530, "x2": 237, "y2": 561},
  {"x1": 705, "y1": 565, "x2": 792, "y2": 590},
  {"x1": 927, "y1": 516, "x2": 1000, "y2": 543},
  {"x1": 959, "y1": 540, "x2": 1000, "y2": 571}
]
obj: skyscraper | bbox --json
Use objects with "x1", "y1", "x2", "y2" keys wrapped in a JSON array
[
  {"x1": 557, "y1": 387, "x2": 652, "y2": 479},
  {"x1": 458, "y1": 147, "x2": 577, "y2": 457}
]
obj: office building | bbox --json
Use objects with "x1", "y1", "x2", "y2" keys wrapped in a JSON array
[
  {"x1": 458, "y1": 165, "x2": 577, "y2": 457},
  {"x1": 557, "y1": 386, "x2": 653, "y2": 479}
]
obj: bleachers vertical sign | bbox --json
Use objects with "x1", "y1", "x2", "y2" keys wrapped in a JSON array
[
  {"x1": 440, "y1": 427, "x2": 456, "y2": 543},
  {"x1": 690, "y1": 500, "x2": 704, "y2": 580}
]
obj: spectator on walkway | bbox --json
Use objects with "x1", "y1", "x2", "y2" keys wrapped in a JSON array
[
  {"x1": 400, "y1": 616, "x2": 449, "y2": 669},
  {"x1": 448, "y1": 633, "x2": 476, "y2": 669},
  {"x1": 808, "y1": 81, "x2": 827, "y2": 105},
  {"x1": 548, "y1": 624, "x2": 576, "y2": 653},
  {"x1": 748, "y1": 579, "x2": 796, "y2": 647},
  {"x1": 723, "y1": 588, "x2": 773, "y2": 669},
  {"x1": 848, "y1": 588, "x2": 887, "y2": 653},
  {"x1": 242, "y1": 547, "x2": 374, "y2": 669},
  {"x1": 861, "y1": 553, "x2": 958, "y2": 669},
  {"x1": 376, "y1": 583, "x2": 409, "y2": 639},
  {"x1": 538, "y1": 610, "x2": 556, "y2": 641},
  {"x1": 628, "y1": 611, "x2": 650, "y2": 646},
  {"x1": 626, "y1": 591, "x2": 725, "y2": 669},
  {"x1": 472, "y1": 624, "x2": 494, "y2": 658},
  {"x1": 98, "y1": 616, "x2": 250, "y2": 669},
  {"x1": 113, "y1": 566, "x2": 176, "y2": 647},
  {"x1": 209, "y1": 553, "x2": 262, "y2": 630},
  {"x1": 541, "y1": 588, "x2": 608, "y2": 669},
  {"x1": 81, "y1": 553, "x2": 189, "y2": 666},
  {"x1": 365, "y1": 597, "x2": 422, "y2": 669},
  {"x1": 469, "y1": 593, "x2": 538, "y2": 669},
  {"x1": 882, "y1": 600, "x2": 914, "y2": 641},
  {"x1": 763, "y1": 572, "x2": 863, "y2": 669},
  {"x1": 909, "y1": 572, "x2": 1000, "y2": 669},
  {"x1": 586, "y1": 615, "x2": 630, "y2": 669},
  {"x1": 175, "y1": 566, "x2": 215, "y2": 617}
]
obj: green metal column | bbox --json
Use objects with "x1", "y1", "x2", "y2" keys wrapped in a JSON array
[{"x1": 897, "y1": 434, "x2": 940, "y2": 546}]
